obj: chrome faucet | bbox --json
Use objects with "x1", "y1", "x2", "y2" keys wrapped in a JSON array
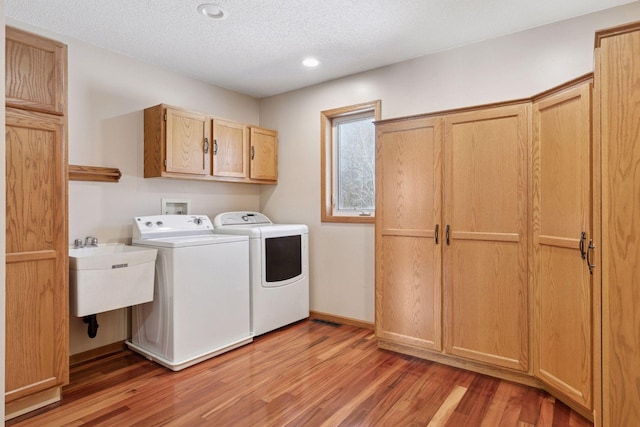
[
  {"x1": 73, "y1": 239, "x2": 84, "y2": 249},
  {"x1": 84, "y1": 236, "x2": 99, "y2": 247}
]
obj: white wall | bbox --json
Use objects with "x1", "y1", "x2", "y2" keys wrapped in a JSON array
[
  {"x1": 258, "y1": 2, "x2": 640, "y2": 324},
  {"x1": 6, "y1": 18, "x2": 264, "y2": 355}
]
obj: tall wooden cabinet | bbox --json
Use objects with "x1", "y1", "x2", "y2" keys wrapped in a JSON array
[
  {"x1": 532, "y1": 81, "x2": 594, "y2": 414},
  {"x1": 5, "y1": 26, "x2": 69, "y2": 419},
  {"x1": 375, "y1": 103, "x2": 530, "y2": 375},
  {"x1": 375, "y1": 87, "x2": 594, "y2": 419},
  {"x1": 443, "y1": 104, "x2": 530, "y2": 372},
  {"x1": 595, "y1": 23, "x2": 640, "y2": 427},
  {"x1": 375, "y1": 19, "x2": 640, "y2": 427},
  {"x1": 375, "y1": 117, "x2": 442, "y2": 352}
]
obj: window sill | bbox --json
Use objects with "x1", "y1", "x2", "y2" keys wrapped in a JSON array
[{"x1": 321, "y1": 214, "x2": 375, "y2": 224}]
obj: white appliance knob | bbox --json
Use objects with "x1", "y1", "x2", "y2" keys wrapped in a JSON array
[
  {"x1": 156, "y1": 221, "x2": 164, "y2": 227},
  {"x1": 145, "y1": 221, "x2": 153, "y2": 227},
  {"x1": 194, "y1": 217, "x2": 203, "y2": 225}
]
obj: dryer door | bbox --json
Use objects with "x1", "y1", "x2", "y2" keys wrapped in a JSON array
[{"x1": 260, "y1": 226, "x2": 307, "y2": 288}]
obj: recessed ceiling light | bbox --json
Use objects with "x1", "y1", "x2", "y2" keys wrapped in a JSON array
[
  {"x1": 303, "y1": 57, "x2": 320, "y2": 67},
  {"x1": 197, "y1": 3, "x2": 227, "y2": 20}
]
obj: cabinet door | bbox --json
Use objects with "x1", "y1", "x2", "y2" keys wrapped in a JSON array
[
  {"x1": 532, "y1": 83, "x2": 592, "y2": 411},
  {"x1": 5, "y1": 108, "x2": 68, "y2": 402},
  {"x1": 165, "y1": 108, "x2": 210, "y2": 175},
  {"x1": 443, "y1": 104, "x2": 529, "y2": 371},
  {"x1": 375, "y1": 117, "x2": 442, "y2": 351},
  {"x1": 5, "y1": 27, "x2": 66, "y2": 115},
  {"x1": 212, "y1": 119, "x2": 249, "y2": 178},
  {"x1": 250, "y1": 127, "x2": 278, "y2": 181},
  {"x1": 597, "y1": 26, "x2": 640, "y2": 427}
]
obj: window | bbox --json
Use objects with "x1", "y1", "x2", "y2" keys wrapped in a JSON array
[{"x1": 321, "y1": 100, "x2": 381, "y2": 223}]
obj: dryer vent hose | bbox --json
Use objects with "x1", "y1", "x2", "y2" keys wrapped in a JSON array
[{"x1": 83, "y1": 314, "x2": 99, "y2": 338}]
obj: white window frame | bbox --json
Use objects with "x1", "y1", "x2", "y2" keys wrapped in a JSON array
[{"x1": 321, "y1": 100, "x2": 381, "y2": 223}]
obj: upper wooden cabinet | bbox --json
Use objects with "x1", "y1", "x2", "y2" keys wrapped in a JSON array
[
  {"x1": 596, "y1": 22, "x2": 640, "y2": 427},
  {"x1": 5, "y1": 27, "x2": 67, "y2": 115},
  {"x1": 375, "y1": 117, "x2": 443, "y2": 352},
  {"x1": 250, "y1": 127, "x2": 278, "y2": 182},
  {"x1": 167, "y1": 108, "x2": 210, "y2": 175},
  {"x1": 5, "y1": 26, "x2": 69, "y2": 419},
  {"x1": 144, "y1": 105, "x2": 209, "y2": 176},
  {"x1": 532, "y1": 81, "x2": 593, "y2": 415},
  {"x1": 212, "y1": 118, "x2": 249, "y2": 178},
  {"x1": 144, "y1": 104, "x2": 278, "y2": 184},
  {"x1": 442, "y1": 103, "x2": 530, "y2": 372}
]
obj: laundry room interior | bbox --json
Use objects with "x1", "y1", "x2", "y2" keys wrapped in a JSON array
[
  {"x1": 4, "y1": 0, "x2": 640, "y2": 425},
  {"x1": 22, "y1": 0, "x2": 632, "y2": 357}
]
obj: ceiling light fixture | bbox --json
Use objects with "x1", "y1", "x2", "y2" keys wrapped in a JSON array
[
  {"x1": 197, "y1": 3, "x2": 227, "y2": 20},
  {"x1": 302, "y1": 57, "x2": 320, "y2": 67}
]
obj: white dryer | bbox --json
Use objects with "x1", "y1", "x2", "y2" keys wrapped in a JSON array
[
  {"x1": 213, "y1": 212, "x2": 309, "y2": 336},
  {"x1": 127, "y1": 214, "x2": 252, "y2": 371}
]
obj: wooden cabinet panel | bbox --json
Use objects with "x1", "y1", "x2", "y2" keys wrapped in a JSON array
[
  {"x1": 375, "y1": 117, "x2": 442, "y2": 351},
  {"x1": 443, "y1": 104, "x2": 529, "y2": 371},
  {"x1": 5, "y1": 107, "x2": 68, "y2": 403},
  {"x1": 250, "y1": 127, "x2": 278, "y2": 181},
  {"x1": 597, "y1": 25, "x2": 640, "y2": 427},
  {"x1": 144, "y1": 105, "x2": 277, "y2": 184},
  {"x1": 165, "y1": 108, "x2": 209, "y2": 175},
  {"x1": 212, "y1": 119, "x2": 248, "y2": 178},
  {"x1": 532, "y1": 83, "x2": 592, "y2": 412},
  {"x1": 5, "y1": 27, "x2": 66, "y2": 115}
]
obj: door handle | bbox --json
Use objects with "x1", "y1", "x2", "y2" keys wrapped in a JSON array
[
  {"x1": 445, "y1": 225, "x2": 450, "y2": 246},
  {"x1": 435, "y1": 224, "x2": 439, "y2": 245},
  {"x1": 204, "y1": 137, "x2": 209, "y2": 154},
  {"x1": 579, "y1": 231, "x2": 587, "y2": 259},
  {"x1": 251, "y1": 146, "x2": 255, "y2": 160},
  {"x1": 586, "y1": 239, "x2": 596, "y2": 275},
  {"x1": 213, "y1": 139, "x2": 218, "y2": 155}
]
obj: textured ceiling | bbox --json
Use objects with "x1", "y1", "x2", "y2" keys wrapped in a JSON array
[{"x1": 5, "y1": 0, "x2": 636, "y2": 98}]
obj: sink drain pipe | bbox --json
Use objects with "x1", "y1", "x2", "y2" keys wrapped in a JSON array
[{"x1": 83, "y1": 314, "x2": 99, "y2": 338}]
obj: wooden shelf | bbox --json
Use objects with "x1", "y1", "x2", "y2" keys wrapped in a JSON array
[{"x1": 68, "y1": 165, "x2": 122, "y2": 182}]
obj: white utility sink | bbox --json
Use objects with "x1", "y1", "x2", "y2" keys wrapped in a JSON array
[{"x1": 69, "y1": 244, "x2": 157, "y2": 317}]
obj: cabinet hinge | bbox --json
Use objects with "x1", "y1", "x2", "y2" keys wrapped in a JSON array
[
  {"x1": 164, "y1": 113, "x2": 167, "y2": 121},
  {"x1": 164, "y1": 159, "x2": 167, "y2": 167}
]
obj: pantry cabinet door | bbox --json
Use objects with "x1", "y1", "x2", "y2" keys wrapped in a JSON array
[
  {"x1": 597, "y1": 25, "x2": 640, "y2": 427},
  {"x1": 5, "y1": 108, "x2": 68, "y2": 402},
  {"x1": 375, "y1": 117, "x2": 442, "y2": 351},
  {"x1": 443, "y1": 104, "x2": 529, "y2": 371},
  {"x1": 532, "y1": 83, "x2": 592, "y2": 412}
]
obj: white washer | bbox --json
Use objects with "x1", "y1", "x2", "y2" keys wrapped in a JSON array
[
  {"x1": 127, "y1": 214, "x2": 252, "y2": 371},
  {"x1": 213, "y1": 212, "x2": 309, "y2": 336}
]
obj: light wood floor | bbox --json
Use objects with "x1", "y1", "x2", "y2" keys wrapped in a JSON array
[{"x1": 8, "y1": 320, "x2": 592, "y2": 426}]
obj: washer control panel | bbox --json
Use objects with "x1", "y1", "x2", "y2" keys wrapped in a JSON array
[{"x1": 133, "y1": 215, "x2": 213, "y2": 240}]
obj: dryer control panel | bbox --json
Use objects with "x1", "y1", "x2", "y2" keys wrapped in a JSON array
[{"x1": 213, "y1": 212, "x2": 273, "y2": 227}]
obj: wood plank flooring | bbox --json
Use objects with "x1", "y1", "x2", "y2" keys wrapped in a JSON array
[{"x1": 7, "y1": 320, "x2": 592, "y2": 426}]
